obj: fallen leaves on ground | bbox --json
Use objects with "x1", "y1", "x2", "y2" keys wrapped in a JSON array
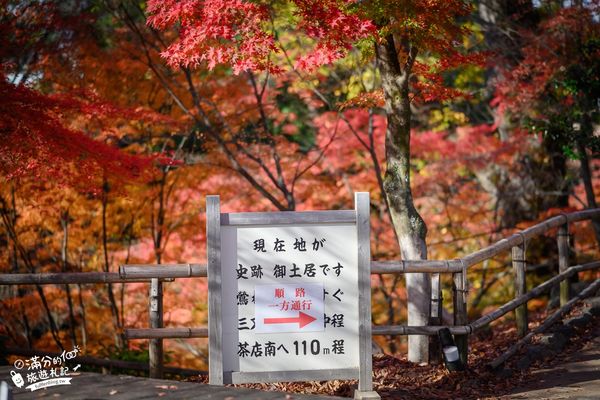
[{"x1": 184, "y1": 301, "x2": 599, "y2": 399}]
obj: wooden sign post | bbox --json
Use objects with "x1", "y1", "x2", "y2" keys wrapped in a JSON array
[{"x1": 207, "y1": 193, "x2": 379, "y2": 399}]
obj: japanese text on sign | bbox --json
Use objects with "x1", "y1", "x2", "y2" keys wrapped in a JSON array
[{"x1": 220, "y1": 224, "x2": 360, "y2": 374}]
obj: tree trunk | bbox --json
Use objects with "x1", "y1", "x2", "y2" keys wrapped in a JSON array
[
  {"x1": 9, "y1": 188, "x2": 32, "y2": 348},
  {"x1": 0, "y1": 194, "x2": 63, "y2": 350},
  {"x1": 101, "y1": 181, "x2": 124, "y2": 349},
  {"x1": 376, "y1": 36, "x2": 430, "y2": 363},
  {"x1": 61, "y1": 210, "x2": 78, "y2": 347},
  {"x1": 576, "y1": 137, "x2": 600, "y2": 245},
  {"x1": 77, "y1": 283, "x2": 87, "y2": 350}
]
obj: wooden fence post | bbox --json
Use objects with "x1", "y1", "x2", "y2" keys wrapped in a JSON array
[
  {"x1": 558, "y1": 223, "x2": 570, "y2": 306},
  {"x1": 512, "y1": 242, "x2": 528, "y2": 337},
  {"x1": 149, "y1": 277, "x2": 163, "y2": 379},
  {"x1": 429, "y1": 273, "x2": 442, "y2": 364},
  {"x1": 207, "y1": 195, "x2": 223, "y2": 385},
  {"x1": 452, "y1": 269, "x2": 468, "y2": 366}
]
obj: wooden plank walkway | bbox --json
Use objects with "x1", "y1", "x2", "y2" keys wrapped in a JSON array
[{"x1": 0, "y1": 366, "x2": 345, "y2": 399}]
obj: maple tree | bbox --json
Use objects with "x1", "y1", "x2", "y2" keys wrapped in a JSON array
[
  {"x1": 1, "y1": 0, "x2": 160, "y2": 356},
  {"x1": 494, "y1": 2, "x2": 600, "y2": 242},
  {"x1": 0, "y1": 1, "x2": 158, "y2": 192},
  {"x1": 147, "y1": 0, "x2": 486, "y2": 362},
  {"x1": 0, "y1": 78, "x2": 157, "y2": 191}
]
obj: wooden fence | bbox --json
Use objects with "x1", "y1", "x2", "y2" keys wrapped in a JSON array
[{"x1": 2, "y1": 209, "x2": 600, "y2": 377}]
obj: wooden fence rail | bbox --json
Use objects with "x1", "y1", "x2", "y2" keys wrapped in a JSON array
[
  {"x1": 125, "y1": 326, "x2": 479, "y2": 339},
  {"x1": 1, "y1": 209, "x2": 599, "y2": 377},
  {"x1": 2, "y1": 210, "x2": 599, "y2": 283},
  {"x1": 119, "y1": 264, "x2": 207, "y2": 279},
  {"x1": 468, "y1": 261, "x2": 600, "y2": 333},
  {"x1": 126, "y1": 328, "x2": 209, "y2": 339},
  {"x1": 489, "y1": 277, "x2": 600, "y2": 368},
  {"x1": 0, "y1": 272, "x2": 156, "y2": 285}
]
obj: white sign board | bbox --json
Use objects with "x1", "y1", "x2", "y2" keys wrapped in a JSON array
[
  {"x1": 207, "y1": 193, "x2": 376, "y2": 398},
  {"x1": 221, "y1": 224, "x2": 359, "y2": 374}
]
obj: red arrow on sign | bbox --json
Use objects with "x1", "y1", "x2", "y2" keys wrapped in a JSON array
[{"x1": 264, "y1": 311, "x2": 317, "y2": 328}]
